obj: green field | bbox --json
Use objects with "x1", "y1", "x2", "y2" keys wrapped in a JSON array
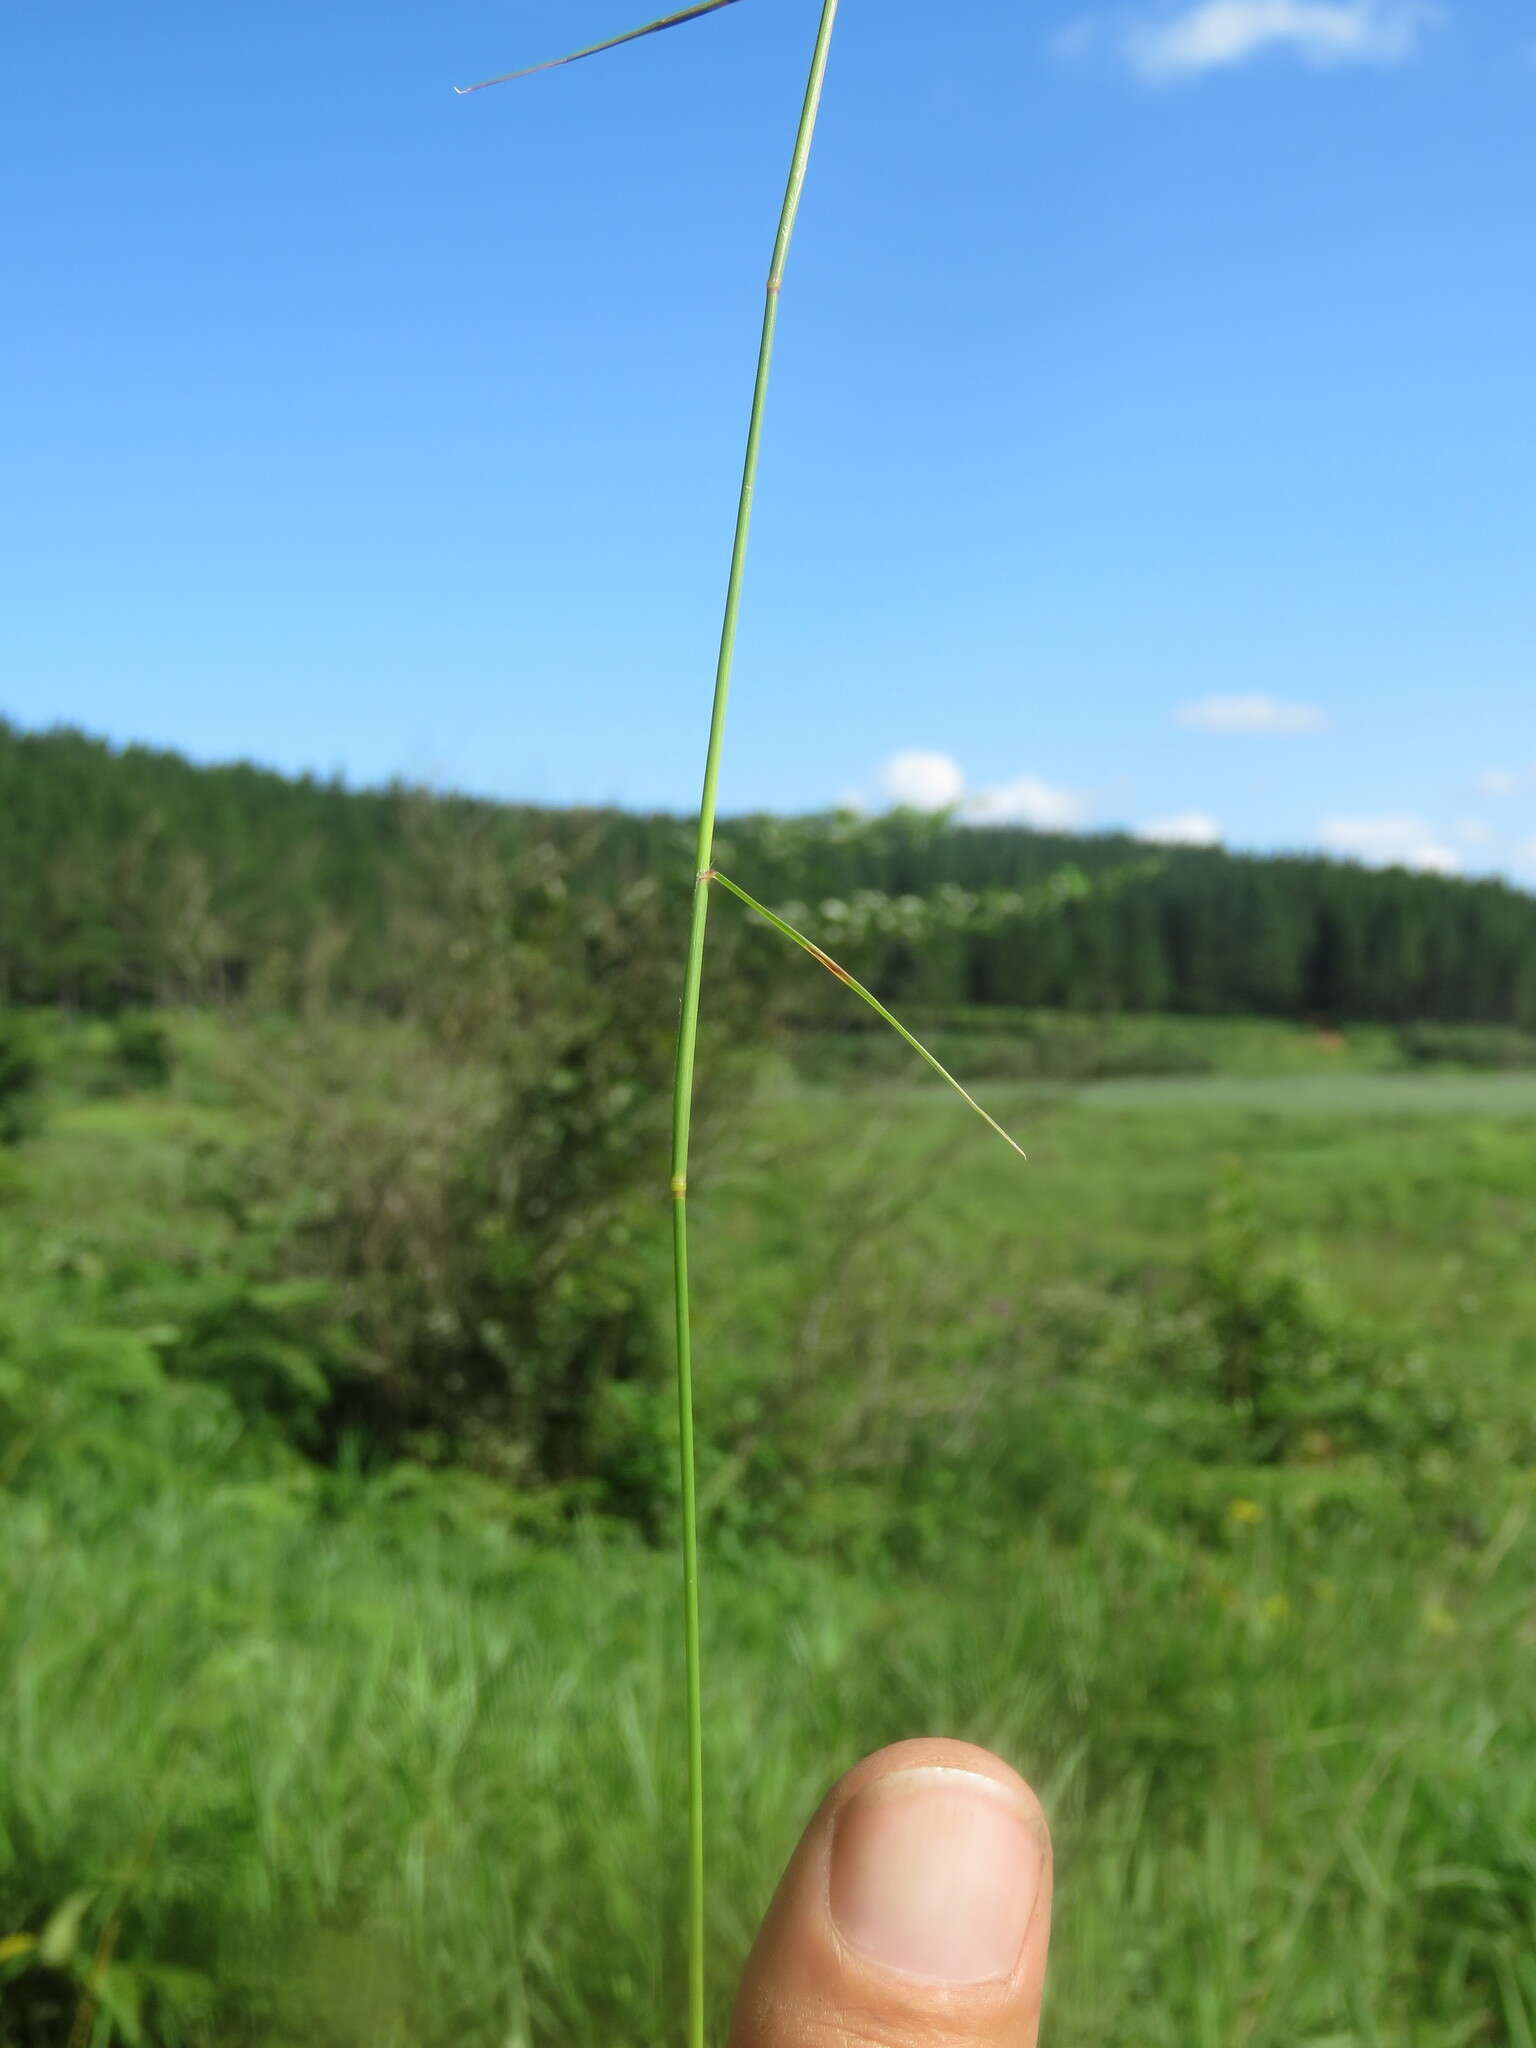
[
  {"x1": 1080, "y1": 1072, "x2": 1536, "y2": 1116},
  {"x1": 3, "y1": 1016, "x2": 1535, "y2": 2045}
]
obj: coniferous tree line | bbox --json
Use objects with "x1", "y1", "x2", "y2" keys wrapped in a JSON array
[{"x1": 3, "y1": 717, "x2": 1535, "y2": 1025}]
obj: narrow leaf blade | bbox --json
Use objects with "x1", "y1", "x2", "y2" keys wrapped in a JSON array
[
  {"x1": 456, "y1": 0, "x2": 746, "y2": 94},
  {"x1": 711, "y1": 871, "x2": 1028, "y2": 1161}
]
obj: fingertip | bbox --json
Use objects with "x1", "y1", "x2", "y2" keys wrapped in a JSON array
[
  {"x1": 824, "y1": 1736, "x2": 1050, "y2": 1837},
  {"x1": 732, "y1": 1737, "x2": 1053, "y2": 2048}
]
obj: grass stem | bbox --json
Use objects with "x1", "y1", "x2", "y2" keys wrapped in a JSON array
[{"x1": 668, "y1": 8, "x2": 841, "y2": 2043}]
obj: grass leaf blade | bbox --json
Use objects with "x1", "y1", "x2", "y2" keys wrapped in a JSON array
[
  {"x1": 455, "y1": 0, "x2": 746, "y2": 94},
  {"x1": 711, "y1": 871, "x2": 1029, "y2": 1161}
]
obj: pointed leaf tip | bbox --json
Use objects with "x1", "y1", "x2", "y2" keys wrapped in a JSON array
[{"x1": 456, "y1": 0, "x2": 746, "y2": 96}]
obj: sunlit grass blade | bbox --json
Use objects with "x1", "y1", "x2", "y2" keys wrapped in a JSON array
[
  {"x1": 710, "y1": 871, "x2": 1029, "y2": 1162},
  {"x1": 454, "y1": 0, "x2": 746, "y2": 94}
]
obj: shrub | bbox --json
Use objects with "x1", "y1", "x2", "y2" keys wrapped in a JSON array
[
  {"x1": 1399, "y1": 1022, "x2": 1536, "y2": 1069},
  {"x1": 216, "y1": 821, "x2": 768, "y2": 1522},
  {"x1": 789, "y1": 1012, "x2": 1214, "y2": 1087},
  {"x1": 112, "y1": 1013, "x2": 176, "y2": 1088},
  {"x1": 689, "y1": 1176, "x2": 1480, "y2": 1567},
  {"x1": 156, "y1": 1272, "x2": 359, "y2": 1454},
  {"x1": 0, "y1": 1012, "x2": 45, "y2": 1143}
]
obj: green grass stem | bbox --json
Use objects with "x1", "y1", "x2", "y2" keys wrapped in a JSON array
[{"x1": 668, "y1": 8, "x2": 840, "y2": 2043}]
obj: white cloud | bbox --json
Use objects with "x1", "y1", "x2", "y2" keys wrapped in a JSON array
[
  {"x1": 1454, "y1": 818, "x2": 1494, "y2": 847},
  {"x1": 1122, "y1": 1, "x2": 1438, "y2": 81},
  {"x1": 963, "y1": 775, "x2": 1091, "y2": 831},
  {"x1": 1478, "y1": 768, "x2": 1520, "y2": 798},
  {"x1": 873, "y1": 751, "x2": 1090, "y2": 831},
  {"x1": 1319, "y1": 814, "x2": 1461, "y2": 875},
  {"x1": 1177, "y1": 693, "x2": 1330, "y2": 735},
  {"x1": 1139, "y1": 811, "x2": 1223, "y2": 846},
  {"x1": 880, "y1": 749, "x2": 967, "y2": 811}
]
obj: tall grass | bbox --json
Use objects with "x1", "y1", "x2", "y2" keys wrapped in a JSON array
[
  {"x1": 5, "y1": 1436, "x2": 1532, "y2": 2044},
  {"x1": 4, "y1": 1062, "x2": 1535, "y2": 2038}
]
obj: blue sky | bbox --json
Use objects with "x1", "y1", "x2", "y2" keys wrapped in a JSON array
[{"x1": 5, "y1": 0, "x2": 1534, "y2": 878}]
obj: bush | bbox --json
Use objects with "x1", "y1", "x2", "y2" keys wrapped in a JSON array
[
  {"x1": 0, "y1": 1290, "x2": 297, "y2": 1509},
  {"x1": 156, "y1": 1272, "x2": 359, "y2": 1453},
  {"x1": 215, "y1": 820, "x2": 768, "y2": 1523},
  {"x1": 112, "y1": 1013, "x2": 176, "y2": 1088},
  {"x1": 789, "y1": 1012, "x2": 1214, "y2": 1087},
  {"x1": 0, "y1": 1012, "x2": 45, "y2": 1143},
  {"x1": 690, "y1": 1180, "x2": 1481, "y2": 1567},
  {"x1": 1136, "y1": 1203, "x2": 1469, "y2": 1467},
  {"x1": 1399, "y1": 1022, "x2": 1536, "y2": 1069}
]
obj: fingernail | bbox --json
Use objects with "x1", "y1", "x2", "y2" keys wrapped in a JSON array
[{"x1": 829, "y1": 1766, "x2": 1043, "y2": 1984}]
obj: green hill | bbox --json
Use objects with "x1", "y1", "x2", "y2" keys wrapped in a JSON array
[{"x1": 3, "y1": 716, "x2": 1535, "y2": 1024}]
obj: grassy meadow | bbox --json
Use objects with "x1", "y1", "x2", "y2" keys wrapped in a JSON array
[{"x1": 2, "y1": 1009, "x2": 1535, "y2": 2045}]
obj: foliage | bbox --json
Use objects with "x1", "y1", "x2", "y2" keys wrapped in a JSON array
[
  {"x1": 204, "y1": 822, "x2": 760, "y2": 1509},
  {"x1": 683, "y1": 1187, "x2": 1501, "y2": 1569},
  {"x1": 1, "y1": 972, "x2": 1535, "y2": 2040},
  {"x1": 0, "y1": 1013, "x2": 44, "y2": 1144},
  {"x1": 1400, "y1": 1019, "x2": 1536, "y2": 1068},
  {"x1": 2, "y1": 1104, "x2": 1534, "y2": 2046},
  {"x1": 791, "y1": 1010, "x2": 1214, "y2": 1085},
  {"x1": 7, "y1": 717, "x2": 1536, "y2": 1026},
  {"x1": 5, "y1": 1472, "x2": 1534, "y2": 2048},
  {"x1": 112, "y1": 1014, "x2": 176, "y2": 1088}
]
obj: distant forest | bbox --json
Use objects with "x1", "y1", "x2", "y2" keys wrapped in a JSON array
[{"x1": 4, "y1": 717, "x2": 1535, "y2": 1025}]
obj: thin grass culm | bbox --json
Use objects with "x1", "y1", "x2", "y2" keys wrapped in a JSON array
[
  {"x1": 457, "y1": 9, "x2": 841, "y2": 2030},
  {"x1": 457, "y1": 7, "x2": 1028, "y2": 2039},
  {"x1": 669, "y1": 12, "x2": 842, "y2": 2041}
]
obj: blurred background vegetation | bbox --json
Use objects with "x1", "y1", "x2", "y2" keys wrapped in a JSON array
[{"x1": 2, "y1": 718, "x2": 1534, "y2": 2044}]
